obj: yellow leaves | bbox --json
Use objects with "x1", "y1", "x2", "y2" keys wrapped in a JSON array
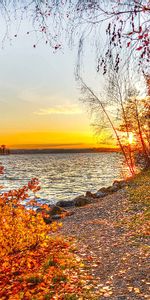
[
  {"x1": 19, "y1": 292, "x2": 24, "y2": 299},
  {"x1": 128, "y1": 286, "x2": 133, "y2": 292},
  {"x1": 98, "y1": 286, "x2": 113, "y2": 297},
  {"x1": 118, "y1": 169, "x2": 150, "y2": 242},
  {"x1": 58, "y1": 222, "x2": 62, "y2": 227},
  {"x1": 24, "y1": 291, "x2": 32, "y2": 298},
  {"x1": 128, "y1": 286, "x2": 141, "y2": 294},
  {"x1": 9, "y1": 295, "x2": 21, "y2": 300},
  {"x1": 41, "y1": 241, "x2": 48, "y2": 248},
  {"x1": 79, "y1": 263, "x2": 84, "y2": 267},
  {"x1": 51, "y1": 221, "x2": 59, "y2": 231},
  {"x1": 2, "y1": 260, "x2": 10, "y2": 269},
  {"x1": 134, "y1": 287, "x2": 141, "y2": 294},
  {"x1": 103, "y1": 291, "x2": 113, "y2": 297},
  {"x1": 119, "y1": 269, "x2": 126, "y2": 274},
  {"x1": 0, "y1": 171, "x2": 91, "y2": 299},
  {"x1": 27, "y1": 258, "x2": 35, "y2": 269}
]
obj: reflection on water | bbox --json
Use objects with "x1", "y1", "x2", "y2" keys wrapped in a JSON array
[{"x1": 0, "y1": 152, "x2": 128, "y2": 204}]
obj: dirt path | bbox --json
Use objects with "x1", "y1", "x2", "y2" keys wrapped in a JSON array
[{"x1": 59, "y1": 189, "x2": 149, "y2": 299}]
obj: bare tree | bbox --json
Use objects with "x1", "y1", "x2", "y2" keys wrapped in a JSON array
[
  {"x1": 118, "y1": 93, "x2": 150, "y2": 168},
  {"x1": 79, "y1": 76, "x2": 136, "y2": 174},
  {"x1": 0, "y1": 144, "x2": 6, "y2": 155}
]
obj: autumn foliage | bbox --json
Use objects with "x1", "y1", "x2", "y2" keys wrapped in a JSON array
[{"x1": 0, "y1": 166, "x2": 88, "y2": 300}]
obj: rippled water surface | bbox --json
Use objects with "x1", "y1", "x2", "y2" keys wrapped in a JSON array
[{"x1": 0, "y1": 153, "x2": 127, "y2": 204}]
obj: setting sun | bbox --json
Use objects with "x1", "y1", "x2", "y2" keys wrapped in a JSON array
[{"x1": 128, "y1": 132, "x2": 134, "y2": 145}]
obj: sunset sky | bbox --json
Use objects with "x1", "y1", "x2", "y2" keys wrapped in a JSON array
[{"x1": 0, "y1": 18, "x2": 114, "y2": 149}]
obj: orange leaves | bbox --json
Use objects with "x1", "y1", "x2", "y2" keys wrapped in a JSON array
[
  {"x1": 28, "y1": 177, "x2": 40, "y2": 192},
  {"x1": 0, "y1": 169, "x2": 89, "y2": 299},
  {"x1": 0, "y1": 165, "x2": 4, "y2": 174},
  {"x1": 0, "y1": 235, "x2": 87, "y2": 299}
]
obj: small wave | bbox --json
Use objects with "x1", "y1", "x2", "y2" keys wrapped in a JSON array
[{"x1": 4, "y1": 176, "x2": 30, "y2": 181}]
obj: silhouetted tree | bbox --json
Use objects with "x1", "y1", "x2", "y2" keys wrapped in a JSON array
[{"x1": 1, "y1": 145, "x2": 6, "y2": 155}]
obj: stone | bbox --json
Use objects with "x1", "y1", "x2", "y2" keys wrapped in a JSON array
[
  {"x1": 51, "y1": 214, "x2": 61, "y2": 220},
  {"x1": 74, "y1": 195, "x2": 92, "y2": 207},
  {"x1": 36, "y1": 207, "x2": 44, "y2": 213},
  {"x1": 37, "y1": 205, "x2": 68, "y2": 224},
  {"x1": 43, "y1": 216, "x2": 52, "y2": 224},
  {"x1": 113, "y1": 180, "x2": 127, "y2": 189},
  {"x1": 98, "y1": 187, "x2": 108, "y2": 193},
  {"x1": 106, "y1": 185, "x2": 119, "y2": 193},
  {"x1": 48, "y1": 205, "x2": 66, "y2": 216},
  {"x1": 94, "y1": 191, "x2": 107, "y2": 198},
  {"x1": 85, "y1": 191, "x2": 96, "y2": 198},
  {"x1": 56, "y1": 200, "x2": 75, "y2": 207}
]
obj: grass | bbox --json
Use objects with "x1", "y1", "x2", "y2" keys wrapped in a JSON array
[
  {"x1": 129, "y1": 169, "x2": 150, "y2": 208},
  {"x1": 123, "y1": 168, "x2": 150, "y2": 242}
]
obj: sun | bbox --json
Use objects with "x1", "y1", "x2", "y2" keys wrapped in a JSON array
[{"x1": 128, "y1": 132, "x2": 134, "y2": 145}]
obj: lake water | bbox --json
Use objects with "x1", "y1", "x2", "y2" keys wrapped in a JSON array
[{"x1": 0, "y1": 152, "x2": 128, "y2": 204}]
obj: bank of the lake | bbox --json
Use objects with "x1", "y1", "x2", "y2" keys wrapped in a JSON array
[
  {"x1": 57, "y1": 169, "x2": 150, "y2": 299},
  {"x1": 1, "y1": 159, "x2": 149, "y2": 299}
]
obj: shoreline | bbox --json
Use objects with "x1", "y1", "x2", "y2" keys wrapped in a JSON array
[
  {"x1": 39, "y1": 177, "x2": 132, "y2": 223},
  {"x1": 1, "y1": 166, "x2": 149, "y2": 299},
  {"x1": 1, "y1": 148, "x2": 121, "y2": 155},
  {"x1": 56, "y1": 169, "x2": 150, "y2": 298}
]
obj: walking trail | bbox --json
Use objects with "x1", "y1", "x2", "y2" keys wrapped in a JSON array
[{"x1": 59, "y1": 189, "x2": 149, "y2": 299}]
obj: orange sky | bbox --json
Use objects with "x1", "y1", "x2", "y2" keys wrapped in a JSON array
[
  {"x1": 0, "y1": 21, "x2": 116, "y2": 150},
  {"x1": 1, "y1": 129, "x2": 116, "y2": 149}
]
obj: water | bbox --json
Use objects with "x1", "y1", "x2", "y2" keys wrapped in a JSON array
[{"x1": 0, "y1": 152, "x2": 127, "y2": 204}]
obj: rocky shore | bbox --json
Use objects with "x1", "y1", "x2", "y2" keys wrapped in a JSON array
[
  {"x1": 38, "y1": 179, "x2": 129, "y2": 224},
  {"x1": 37, "y1": 171, "x2": 149, "y2": 298}
]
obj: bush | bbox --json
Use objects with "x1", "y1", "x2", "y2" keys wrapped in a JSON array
[{"x1": 0, "y1": 165, "x2": 90, "y2": 299}]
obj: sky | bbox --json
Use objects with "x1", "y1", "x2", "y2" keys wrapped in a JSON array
[{"x1": 0, "y1": 15, "x2": 114, "y2": 149}]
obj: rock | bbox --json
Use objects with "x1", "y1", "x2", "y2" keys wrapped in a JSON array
[
  {"x1": 37, "y1": 205, "x2": 68, "y2": 224},
  {"x1": 96, "y1": 183, "x2": 122, "y2": 197},
  {"x1": 43, "y1": 216, "x2": 52, "y2": 224},
  {"x1": 98, "y1": 187, "x2": 108, "y2": 194},
  {"x1": 106, "y1": 185, "x2": 119, "y2": 193},
  {"x1": 51, "y1": 214, "x2": 61, "y2": 220},
  {"x1": 48, "y1": 205, "x2": 66, "y2": 216},
  {"x1": 85, "y1": 191, "x2": 96, "y2": 198},
  {"x1": 94, "y1": 191, "x2": 107, "y2": 198},
  {"x1": 36, "y1": 207, "x2": 44, "y2": 213},
  {"x1": 74, "y1": 195, "x2": 92, "y2": 207},
  {"x1": 113, "y1": 180, "x2": 127, "y2": 189},
  {"x1": 37, "y1": 205, "x2": 66, "y2": 216},
  {"x1": 98, "y1": 185, "x2": 120, "y2": 194},
  {"x1": 56, "y1": 200, "x2": 75, "y2": 207},
  {"x1": 96, "y1": 187, "x2": 109, "y2": 197}
]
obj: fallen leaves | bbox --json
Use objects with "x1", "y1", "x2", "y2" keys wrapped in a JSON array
[{"x1": 0, "y1": 169, "x2": 93, "y2": 299}]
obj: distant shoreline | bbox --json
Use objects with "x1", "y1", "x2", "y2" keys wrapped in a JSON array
[{"x1": 8, "y1": 148, "x2": 120, "y2": 155}]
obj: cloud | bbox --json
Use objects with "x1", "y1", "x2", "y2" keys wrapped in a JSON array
[{"x1": 34, "y1": 104, "x2": 82, "y2": 115}]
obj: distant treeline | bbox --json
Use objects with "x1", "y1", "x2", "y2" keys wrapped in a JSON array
[{"x1": 10, "y1": 148, "x2": 120, "y2": 155}]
